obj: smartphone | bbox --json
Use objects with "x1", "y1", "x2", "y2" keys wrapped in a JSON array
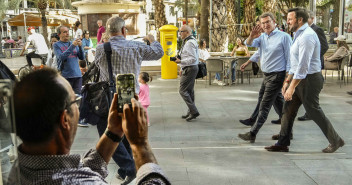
[{"x1": 116, "y1": 74, "x2": 135, "y2": 113}]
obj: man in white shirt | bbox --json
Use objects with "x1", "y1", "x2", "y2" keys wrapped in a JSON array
[
  {"x1": 173, "y1": 25, "x2": 200, "y2": 121},
  {"x1": 20, "y1": 27, "x2": 49, "y2": 67}
]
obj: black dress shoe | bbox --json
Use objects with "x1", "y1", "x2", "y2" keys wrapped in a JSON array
[
  {"x1": 271, "y1": 119, "x2": 281, "y2": 124},
  {"x1": 186, "y1": 113, "x2": 200, "y2": 121},
  {"x1": 181, "y1": 113, "x2": 190, "y2": 119},
  {"x1": 265, "y1": 144, "x2": 289, "y2": 152},
  {"x1": 347, "y1": 91, "x2": 352, "y2": 95},
  {"x1": 238, "y1": 132, "x2": 256, "y2": 143},
  {"x1": 297, "y1": 114, "x2": 311, "y2": 121},
  {"x1": 239, "y1": 118, "x2": 255, "y2": 126},
  {"x1": 271, "y1": 133, "x2": 293, "y2": 140}
]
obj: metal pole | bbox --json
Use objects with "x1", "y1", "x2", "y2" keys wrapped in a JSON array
[
  {"x1": 209, "y1": 0, "x2": 212, "y2": 51},
  {"x1": 309, "y1": 0, "x2": 317, "y2": 24},
  {"x1": 339, "y1": 0, "x2": 345, "y2": 36}
]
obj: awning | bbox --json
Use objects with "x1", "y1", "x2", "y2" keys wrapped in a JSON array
[{"x1": 7, "y1": 13, "x2": 76, "y2": 27}]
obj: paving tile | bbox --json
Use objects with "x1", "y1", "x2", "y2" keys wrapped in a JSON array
[{"x1": 66, "y1": 76, "x2": 352, "y2": 185}]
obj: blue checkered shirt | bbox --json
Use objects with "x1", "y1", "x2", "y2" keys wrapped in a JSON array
[{"x1": 94, "y1": 35, "x2": 164, "y2": 93}]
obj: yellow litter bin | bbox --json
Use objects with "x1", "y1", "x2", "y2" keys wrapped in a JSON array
[{"x1": 159, "y1": 25, "x2": 178, "y2": 79}]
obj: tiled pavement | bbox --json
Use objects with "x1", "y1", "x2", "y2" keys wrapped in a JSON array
[
  {"x1": 3, "y1": 56, "x2": 351, "y2": 184},
  {"x1": 71, "y1": 75, "x2": 352, "y2": 185}
]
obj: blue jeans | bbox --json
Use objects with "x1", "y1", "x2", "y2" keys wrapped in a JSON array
[
  {"x1": 215, "y1": 60, "x2": 236, "y2": 81},
  {"x1": 96, "y1": 118, "x2": 136, "y2": 178},
  {"x1": 66, "y1": 77, "x2": 82, "y2": 94}
]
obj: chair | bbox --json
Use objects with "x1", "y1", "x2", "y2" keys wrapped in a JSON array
[
  {"x1": 206, "y1": 58, "x2": 224, "y2": 85},
  {"x1": 347, "y1": 54, "x2": 352, "y2": 83},
  {"x1": 324, "y1": 55, "x2": 349, "y2": 82},
  {"x1": 234, "y1": 57, "x2": 251, "y2": 84}
]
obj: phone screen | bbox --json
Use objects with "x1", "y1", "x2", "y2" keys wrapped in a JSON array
[{"x1": 116, "y1": 74, "x2": 135, "y2": 113}]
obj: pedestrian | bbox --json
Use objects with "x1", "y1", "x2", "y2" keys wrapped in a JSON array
[
  {"x1": 138, "y1": 72, "x2": 152, "y2": 127},
  {"x1": 265, "y1": 7, "x2": 344, "y2": 153},
  {"x1": 329, "y1": 27, "x2": 339, "y2": 44},
  {"x1": 46, "y1": 33, "x2": 60, "y2": 69},
  {"x1": 172, "y1": 25, "x2": 200, "y2": 122},
  {"x1": 81, "y1": 30, "x2": 93, "y2": 58},
  {"x1": 93, "y1": 15, "x2": 163, "y2": 184},
  {"x1": 53, "y1": 26, "x2": 85, "y2": 95},
  {"x1": 296, "y1": 10, "x2": 329, "y2": 122},
  {"x1": 20, "y1": 27, "x2": 49, "y2": 68},
  {"x1": 237, "y1": 12, "x2": 292, "y2": 143},
  {"x1": 73, "y1": 20, "x2": 83, "y2": 40},
  {"x1": 97, "y1": 20, "x2": 105, "y2": 44}
]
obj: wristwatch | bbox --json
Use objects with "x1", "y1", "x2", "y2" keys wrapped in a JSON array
[{"x1": 104, "y1": 129, "x2": 123, "y2": 142}]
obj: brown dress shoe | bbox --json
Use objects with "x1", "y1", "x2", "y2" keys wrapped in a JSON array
[
  {"x1": 265, "y1": 145, "x2": 289, "y2": 152},
  {"x1": 271, "y1": 133, "x2": 293, "y2": 140},
  {"x1": 238, "y1": 132, "x2": 256, "y2": 143},
  {"x1": 322, "y1": 139, "x2": 345, "y2": 153}
]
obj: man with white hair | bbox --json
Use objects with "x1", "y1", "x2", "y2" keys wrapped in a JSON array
[
  {"x1": 173, "y1": 25, "x2": 200, "y2": 122},
  {"x1": 20, "y1": 27, "x2": 48, "y2": 68},
  {"x1": 94, "y1": 16, "x2": 164, "y2": 184},
  {"x1": 97, "y1": 20, "x2": 105, "y2": 44}
]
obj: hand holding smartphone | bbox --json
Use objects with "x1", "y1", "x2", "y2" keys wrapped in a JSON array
[{"x1": 116, "y1": 74, "x2": 135, "y2": 113}]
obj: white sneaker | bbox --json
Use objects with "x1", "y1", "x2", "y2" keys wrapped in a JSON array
[
  {"x1": 213, "y1": 79, "x2": 219, "y2": 84},
  {"x1": 218, "y1": 81, "x2": 226, "y2": 86}
]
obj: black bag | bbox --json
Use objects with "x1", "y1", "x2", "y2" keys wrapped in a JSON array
[
  {"x1": 252, "y1": 62, "x2": 259, "y2": 75},
  {"x1": 196, "y1": 62, "x2": 207, "y2": 79},
  {"x1": 79, "y1": 42, "x2": 115, "y2": 125}
]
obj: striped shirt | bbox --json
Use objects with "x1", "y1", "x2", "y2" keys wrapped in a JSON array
[{"x1": 94, "y1": 35, "x2": 164, "y2": 93}]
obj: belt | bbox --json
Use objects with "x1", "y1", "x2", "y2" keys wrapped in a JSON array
[{"x1": 263, "y1": 70, "x2": 286, "y2": 76}]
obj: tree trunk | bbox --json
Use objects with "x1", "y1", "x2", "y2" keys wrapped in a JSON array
[
  {"x1": 153, "y1": 0, "x2": 167, "y2": 41},
  {"x1": 263, "y1": 0, "x2": 277, "y2": 13},
  {"x1": 330, "y1": 0, "x2": 339, "y2": 33},
  {"x1": 211, "y1": 0, "x2": 227, "y2": 52},
  {"x1": 38, "y1": 0, "x2": 49, "y2": 47},
  {"x1": 241, "y1": 0, "x2": 256, "y2": 37},
  {"x1": 225, "y1": 0, "x2": 237, "y2": 45},
  {"x1": 200, "y1": 0, "x2": 209, "y2": 45}
]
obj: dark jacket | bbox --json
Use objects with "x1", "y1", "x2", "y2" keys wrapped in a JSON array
[{"x1": 310, "y1": 24, "x2": 329, "y2": 69}]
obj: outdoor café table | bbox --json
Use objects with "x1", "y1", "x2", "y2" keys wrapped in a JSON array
[{"x1": 219, "y1": 56, "x2": 249, "y2": 85}]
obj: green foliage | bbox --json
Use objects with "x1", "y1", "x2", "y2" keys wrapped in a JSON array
[
  {"x1": 91, "y1": 38, "x2": 97, "y2": 48},
  {"x1": 228, "y1": 43, "x2": 234, "y2": 52}
]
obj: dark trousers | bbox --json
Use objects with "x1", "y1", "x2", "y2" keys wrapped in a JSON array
[
  {"x1": 96, "y1": 118, "x2": 136, "y2": 178},
  {"x1": 250, "y1": 92, "x2": 283, "y2": 121},
  {"x1": 26, "y1": 51, "x2": 43, "y2": 66},
  {"x1": 66, "y1": 77, "x2": 82, "y2": 95},
  {"x1": 278, "y1": 73, "x2": 342, "y2": 146},
  {"x1": 250, "y1": 71, "x2": 285, "y2": 135},
  {"x1": 179, "y1": 65, "x2": 199, "y2": 115}
]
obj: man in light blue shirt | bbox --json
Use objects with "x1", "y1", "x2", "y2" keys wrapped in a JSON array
[
  {"x1": 265, "y1": 8, "x2": 344, "y2": 153},
  {"x1": 238, "y1": 12, "x2": 292, "y2": 143}
]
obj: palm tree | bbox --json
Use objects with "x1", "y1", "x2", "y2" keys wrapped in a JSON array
[
  {"x1": 263, "y1": 0, "x2": 277, "y2": 13},
  {"x1": 200, "y1": 0, "x2": 209, "y2": 44},
  {"x1": 330, "y1": 0, "x2": 339, "y2": 33},
  {"x1": 36, "y1": 0, "x2": 72, "y2": 46},
  {"x1": 153, "y1": 0, "x2": 167, "y2": 41},
  {"x1": 211, "y1": 0, "x2": 227, "y2": 52},
  {"x1": 242, "y1": 0, "x2": 256, "y2": 37},
  {"x1": 225, "y1": 0, "x2": 237, "y2": 45}
]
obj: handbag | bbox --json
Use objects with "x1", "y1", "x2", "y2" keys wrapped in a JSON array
[
  {"x1": 196, "y1": 62, "x2": 207, "y2": 79},
  {"x1": 79, "y1": 42, "x2": 115, "y2": 125}
]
